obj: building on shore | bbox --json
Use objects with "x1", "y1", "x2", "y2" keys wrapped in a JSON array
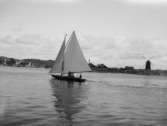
[{"x1": 145, "y1": 60, "x2": 151, "y2": 70}]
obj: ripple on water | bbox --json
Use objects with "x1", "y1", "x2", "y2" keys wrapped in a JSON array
[{"x1": 1, "y1": 68, "x2": 167, "y2": 126}]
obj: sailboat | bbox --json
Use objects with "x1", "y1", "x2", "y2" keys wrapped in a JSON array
[{"x1": 50, "y1": 31, "x2": 91, "y2": 82}]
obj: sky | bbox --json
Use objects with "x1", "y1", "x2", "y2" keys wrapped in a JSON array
[{"x1": 0, "y1": 0, "x2": 167, "y2": 69}]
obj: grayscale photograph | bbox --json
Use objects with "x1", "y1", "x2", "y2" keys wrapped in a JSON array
[{"x1": 0, "y1": 0, "x2": 167, "y2": 125}]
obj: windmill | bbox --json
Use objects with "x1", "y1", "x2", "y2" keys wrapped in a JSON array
[{"x1": 142, "y1": 54, "x2": 165, "y2": 70}]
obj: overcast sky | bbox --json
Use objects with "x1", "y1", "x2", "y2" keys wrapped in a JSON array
[{"x1": 0, "y1": 0, "x2": 167, "y2": 69}]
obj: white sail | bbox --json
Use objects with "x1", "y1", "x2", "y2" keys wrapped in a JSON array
[
  {"x1": 63, "y1": 31, "x2": 91, "y2": 73},
  {"x1": 50, "y1": 37, "x2": 66, "y2": 74}
]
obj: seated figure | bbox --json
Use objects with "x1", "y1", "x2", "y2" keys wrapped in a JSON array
[{"x1": 68, "y1": 71, "x2": 74, "y2": 78}]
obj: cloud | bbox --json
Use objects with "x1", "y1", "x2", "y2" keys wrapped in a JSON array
[
  {"x1": 79, "y1": 35, "x2": 167, "y2": 69},
  {"x1": 125, "y1": 0, "x2": 167, "y2": 4},
  {"x1": 1, "y1": 33, "x2": 167, "y2": 69},
  {"x1": 54, "y1": 0, "x2": 81, "y2": 3},
  {"x1": 0, "y1": 34, "x2": 60, "y2": 59},
  {"x1": 26, "y1": 0, "x2": 82, "y2": 4}
]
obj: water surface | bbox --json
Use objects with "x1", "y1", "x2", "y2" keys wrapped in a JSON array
[{"x1": 0, "y1": 66, "x2": 167, "y2": 126}]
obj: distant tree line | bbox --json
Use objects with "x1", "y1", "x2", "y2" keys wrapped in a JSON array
[
  {"x1": 0, "y1": 56, "x2": 54, "y2": 68},
  {"x1": 89, "y1": 63, "x2": 135, "y2": 73},
  {"x1": 88, "y1": 63, "x2": 167, "y2": 76},
  {"x1": 0, "y1": 57, "x2": 16, "y2": 66},
  {"x1": 1, "y1": 56, "x2": 167, "y2": 76}
]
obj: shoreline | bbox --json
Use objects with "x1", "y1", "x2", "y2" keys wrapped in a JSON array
[{"x1": 1, "y1": 65, "x2": 166, "y2": 77}]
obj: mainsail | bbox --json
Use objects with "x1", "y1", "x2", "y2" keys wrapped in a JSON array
[
  {"x1": 50, "y1": 31, "x2": 91, "y2": 74},
  {"x1": 63, "y1": 31, "x2": 91, "y2": 73}
]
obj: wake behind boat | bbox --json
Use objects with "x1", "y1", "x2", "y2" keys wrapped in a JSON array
[{"x1": 50, "y1": 31, "x2": 91, "y2": 82}]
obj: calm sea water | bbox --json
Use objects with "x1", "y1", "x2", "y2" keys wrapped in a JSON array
[{"x1": 0, "y1": 66, "x2": 167, "y2": 126}]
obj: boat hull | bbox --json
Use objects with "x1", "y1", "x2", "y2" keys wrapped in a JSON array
[{"x1": 51, "y1": 75, "x2": 86, "y2": 82}]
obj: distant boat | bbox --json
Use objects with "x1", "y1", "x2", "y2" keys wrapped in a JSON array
[{"x1": 50, "y1": 31, "x2": 91, "y2": 82}]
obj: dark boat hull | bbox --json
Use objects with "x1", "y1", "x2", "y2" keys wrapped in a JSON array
[{"x1": 51, "y1": 75, "x2": 86, "y2": 82}]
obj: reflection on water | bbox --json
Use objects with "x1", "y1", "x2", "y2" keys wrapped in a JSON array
[
  {"x1": 0, "y1": 67, "x2": 167, "y2": 126},
  {"x1": 50, "y1": 79, "x2": 87, "y2": 126}
]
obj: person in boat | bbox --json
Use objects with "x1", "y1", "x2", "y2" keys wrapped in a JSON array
[
  {"x1": 68, "y1": 71, "x2": 74, "y2": 78},
  {"x1": 79, "y1": 74, "x2": 82, "y2": 79}
]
